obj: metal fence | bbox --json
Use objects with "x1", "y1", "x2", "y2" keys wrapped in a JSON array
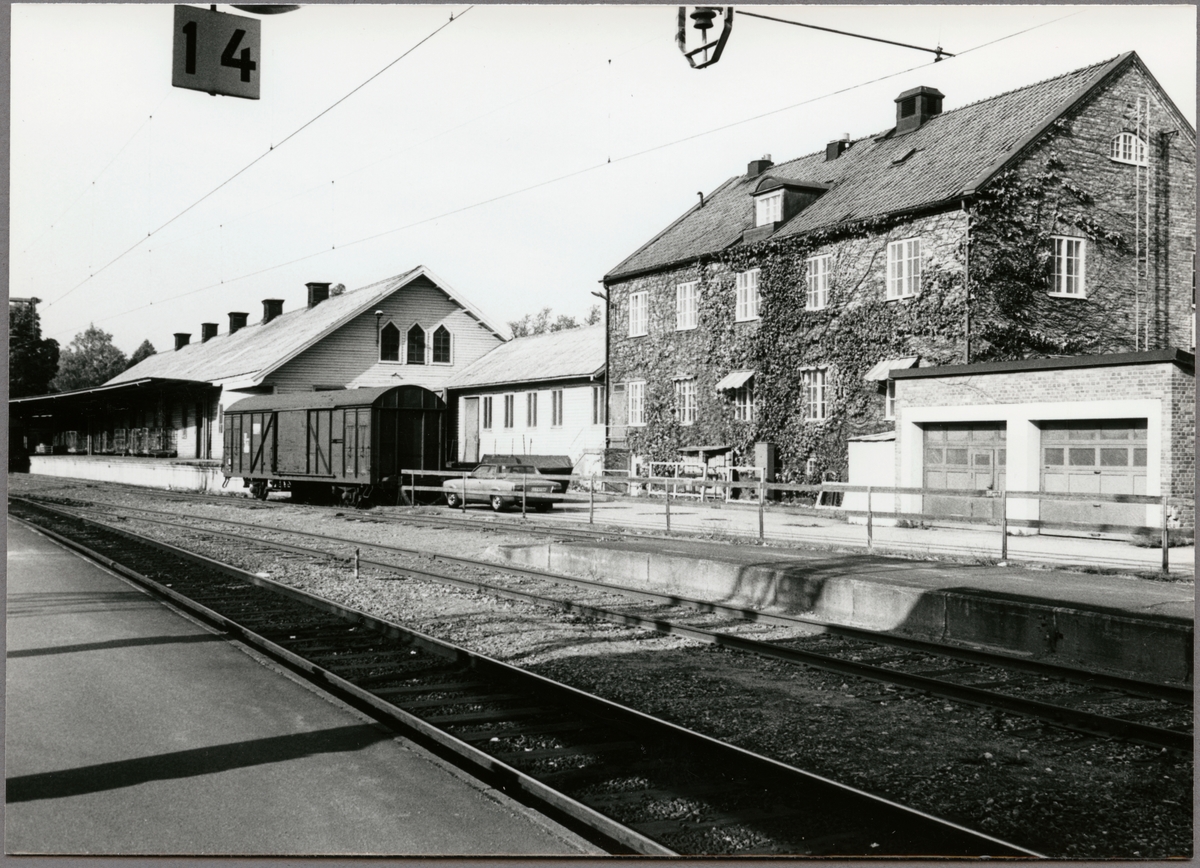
[{"x1": 394, "y1": 468, "x2": 1192, "y2": 571}]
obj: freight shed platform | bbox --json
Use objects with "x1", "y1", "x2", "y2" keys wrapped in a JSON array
[
  {"x1": 5, "y1": 518, "x2": 600, "y2": 856},
  {"x1": 494, "y1": 537, "x2": 1194, "y2": 686}
]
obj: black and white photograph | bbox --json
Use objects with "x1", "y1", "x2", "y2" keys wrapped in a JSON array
[{"x1": 6, "y1": 2, "x2": 1195, "y2": 859}]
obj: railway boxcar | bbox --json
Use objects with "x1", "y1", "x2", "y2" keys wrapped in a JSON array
[{"x1": 223, "y1": 385, "x2": 445, "y2": 504}]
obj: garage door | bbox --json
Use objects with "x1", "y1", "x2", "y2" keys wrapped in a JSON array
[
  {"x1": 923, "y1": 423, "x2": 1006, "y2": 521},
  {"x1": 1040, "y1": 419, "x2": 1147, "y2": 533}
]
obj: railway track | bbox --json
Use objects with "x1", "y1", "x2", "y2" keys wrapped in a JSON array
[
  {"x1": 15, "y1": 495, "x2": 1192, "y2": 754},
  {"x1": 8, "y1": 498, "x2": 1039, "y2": 857}
]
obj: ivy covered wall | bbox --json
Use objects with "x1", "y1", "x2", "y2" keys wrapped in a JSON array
[{"x1": 604, "y1": 60, "x2": 1195, "y2": 483}]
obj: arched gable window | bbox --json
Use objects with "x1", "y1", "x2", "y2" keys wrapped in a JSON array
[
  {"x1": 380, "y1": 322, "x2": 400, "y2": 362},
  {"x1": 432, "y1": 325, "x2": 452, "y2": 364},
  {"x1": 407, "y1": 324, "x2": 426, "y2": 365},
  {"x1": 1110, "y1": 132, "x2": 1147, "y2": 166}
]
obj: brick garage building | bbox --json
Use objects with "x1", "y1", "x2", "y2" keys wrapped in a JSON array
[
  {"x1": 888, "y1": 350, "x2": 1195, "y2": 531},
  {"x1": 602, "y1": 52, "x2": 1195, "y2": 486}
]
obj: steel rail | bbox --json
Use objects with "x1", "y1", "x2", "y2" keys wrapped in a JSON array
[
  {"x1": 27, "y1": 497, "x2": 1191, "y2": 752},
  {"x1": 10, "y1": 504, "x2": 1041, "y2": 858},
  {"x1": 43, "y1": 496, "x2": 1193, "y2": 705}
]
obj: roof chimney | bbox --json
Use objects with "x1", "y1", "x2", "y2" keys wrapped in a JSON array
[
  {"x1": 201, "y1": 322, "x2": 218, "y2": 342},
  {"x1": 746, "y1": 154, "x2": 774, "y2": 177},
  {"x1": 825, "y1": 134, "x2": 852, "y2": 161},
  {"x1": 895, "y1": 86, "x2": 943, "y2": 135},
  {"x1": 306, "y1": 282, "x2": 331, "y2": 309},
  {"x1": 262, "y1": 298, "x2": 284, "y2": 324},
  {"x1": 174, "y1": 332, "x2": 191, "y2": 351},
  {"x1": 229, "y1": 311, "x2": 249, "y2": 334}
]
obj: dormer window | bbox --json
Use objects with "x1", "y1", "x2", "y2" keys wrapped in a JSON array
[
  {"x1": 1110, "y1": 132, "x2": 1147, "y2": 166},
  {"x1": 755, "y1": 190, "x2": 783, "y2": 227}
]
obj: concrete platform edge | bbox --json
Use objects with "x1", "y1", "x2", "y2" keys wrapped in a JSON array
[{"x1": 496, "y1": 542, "x2": 1194, "y2": 686}]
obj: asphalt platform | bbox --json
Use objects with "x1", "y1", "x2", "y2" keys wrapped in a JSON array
[{"x1": 5, "y1": 517, "x2": 601, "y2": 856}]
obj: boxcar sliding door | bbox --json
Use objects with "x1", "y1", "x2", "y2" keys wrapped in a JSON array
[{"x1": 307, "y1": 409, "x2": 333, "y2": 476}]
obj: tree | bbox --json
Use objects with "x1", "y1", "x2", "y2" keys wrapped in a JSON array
[
  {"x1": 508, "y1": 306, "x2": 597, "y2": 337},
  {"x1": 9, "y1": 299, "x2": 59, "y2": 397},
  {"x1": 584, "y1": 304, "x2": 602, "y2": 325},
  {"x1": 126, "y1": 339, "x2": 156, "y2": 370},
  {"x1": 51, "y1": 324, "x2": 128, "y2": 392}
]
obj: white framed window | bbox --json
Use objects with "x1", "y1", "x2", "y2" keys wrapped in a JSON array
[
  {"x1": 676, "y1": 281, "x2": 698, "y2": 330},
  {"x1": 406, "y1": 324, "x2": 427, "y2": 365},
  {"x1": 503, "y1": 394, "x2": 515, "y2": 428},
  {"x1": 432, "y1": 325, "x2": 452, "y2": 364},
  {"x1": 592, "y1": 385, "x2": 606, "y2": 425},
  {"x1": 735, "y1": 269, "x2": 761, "y2": 321},
  {"x1": 628, "y1": 291, "x2": 648, "y2": 337},
  {"x1": 755, "y1": 190, "x2": 783, "y2": 227},
  {"x1": 1110, "y1": 132, "x2": 1147, "y2": 166},
  {"x1": 627, "y1": 381, "x2": 646, "y2": 427},
  {"x1": 733, "y1": 383, "x2": 754, "y2": 422},
  {"x1": 380, "y1": 322, "x2": 401, "y2": 362},
  {"x1": 801, "y1": 368, "x2": 827, "y2": 422},
  {"x1": 884, "y1": 379, "x2": 896, "y2": 420},
  {"x1": 806, "y1": 254, "x2": 830, "y2": 310},
  {"x1": 551, "y1": 389, "x2": 564, "y2": 427},
  {"x1": 887, "y1": 238, "x2": 921, "y2": 300},
  {"x1": 674, "y1": 379, "x2": 696, "y2": 425},
  {"x1": 526, "y1": 392, "x2": 538, "y2": 428},
  {"x1": 482, "y1": 396, "x2": 493, "y2": 430},
  {"x1": 1050, "y1": 236, "x2": 1086, "y2": 297}
]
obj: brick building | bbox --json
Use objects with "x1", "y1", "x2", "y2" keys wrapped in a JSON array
[{"x1": 601, "y1": 51, "x2": 1195, "y2": 498}]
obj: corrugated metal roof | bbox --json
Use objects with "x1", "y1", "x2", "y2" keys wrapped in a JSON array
[
  {"x1": 106, "y1": 266, "x2": 506, "y2": 388},
  {"x1": 446, "y1": 325, "x2": 605, "y2": 389},
  {"x1": 606, "y1": 55, "x2": 1126, "y2": 280}
]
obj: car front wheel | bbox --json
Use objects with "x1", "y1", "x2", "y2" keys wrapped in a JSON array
[
  {"x1": 490, "y1": 495, "x2": 506, "y2": 512},
  {"x1": 445, "y1": 491, "x2": 461, "y2": 509}
]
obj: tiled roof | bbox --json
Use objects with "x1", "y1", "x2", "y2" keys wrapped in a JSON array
[
  {"x1": 446, "y1": 325, "x2": 605, "y2": 389},
  {"x1": 606, "y1": 54, "x2": 1129, "y2": 280},
  {"x1": 106, "y1": 266, "x2": 505, "y2": 387}
]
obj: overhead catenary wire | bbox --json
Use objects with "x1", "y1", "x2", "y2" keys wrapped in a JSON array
[
  {"x1": 44, "y1": 5, "x2": 473, "y2": 310},
  {"x1": 49, "y1": 9, "x2": 1087, "y2": 338},
  {"x1": 123, "y1": 30, "x2": 661, "y2": 256},
  {"x1": 19, "y1": 93, "x2": 173, "y2": 258}
]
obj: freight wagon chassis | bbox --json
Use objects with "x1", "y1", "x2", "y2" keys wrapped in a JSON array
[{"x1": 240, "y1": 477, "x2": 384, "y2": 508}]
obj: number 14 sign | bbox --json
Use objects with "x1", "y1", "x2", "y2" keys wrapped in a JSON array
[{"x1": 172, "y1": 5, "x2": 261, "y2": 100}]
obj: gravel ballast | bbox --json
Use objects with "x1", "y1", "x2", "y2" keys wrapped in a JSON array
[{"x1": 10, "y1": 476, "x2": 1193, "y2": 858}]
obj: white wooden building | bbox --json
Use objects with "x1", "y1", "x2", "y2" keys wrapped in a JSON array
[
  {"x1": 445, "y1": 326, "x2": 607, "y2": 475},
  {"x1": 12, "y1": 266, "x2": 506, "y2": 489}
]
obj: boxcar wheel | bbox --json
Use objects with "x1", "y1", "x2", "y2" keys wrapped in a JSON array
[
  {"x1": 490, "y1": 495, "x2": 506, "y2": 512},
  {"x1": 250, "y1": 480, "x2": 269, "y2": 501},
  {"x1": 445, "y1": 492, "x2": 462, "y2": 509}
]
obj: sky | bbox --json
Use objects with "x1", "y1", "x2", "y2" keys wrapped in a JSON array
[{"x1": 10, "y1": 3, "x2": 1197, "y2": 355}]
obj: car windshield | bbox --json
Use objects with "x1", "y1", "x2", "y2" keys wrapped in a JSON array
[{"x1": 504, "y1": 465, "x2": 536, "y2": 474}]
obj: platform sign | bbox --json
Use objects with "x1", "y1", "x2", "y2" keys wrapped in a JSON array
[{"x1": 172, "y1": 5, "x2": 261, "y2": 100}]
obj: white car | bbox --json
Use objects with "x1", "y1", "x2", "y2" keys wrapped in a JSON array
[{"x1": 443, "y1": 463, "x2": 560, "y2": 512}]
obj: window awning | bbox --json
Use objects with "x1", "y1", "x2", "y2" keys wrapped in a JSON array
[
  {"x1": 679, "y1": 443, "x2": 732, "y2": 454},
  {"x1": 715, "y1": 370, "x2": 755, "y2": 391},
  {"x1": 863, "y1": 357, "x2": 918, "y2": 381}
]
